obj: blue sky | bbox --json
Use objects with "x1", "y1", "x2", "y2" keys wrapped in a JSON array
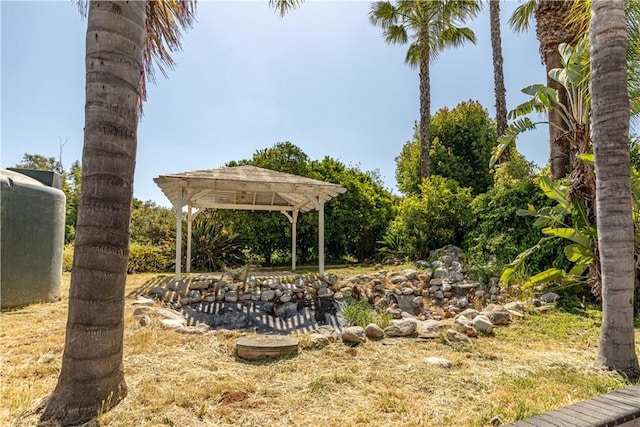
[{"x1": 1, "y1": 1, "x2": 546, "y2": 207}]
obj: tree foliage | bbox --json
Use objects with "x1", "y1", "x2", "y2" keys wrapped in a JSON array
[
  {"x1": 385, "y1": 175, "x2": 472, "y2": 260},
  {"x1": 395, "y1": 101, "x2": 497, "y2": 195},
  {"x1": 222, "y1": 142, "x2": 394, "y2": 264}
]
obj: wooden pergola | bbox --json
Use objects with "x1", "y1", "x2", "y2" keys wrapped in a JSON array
[{"x1": 154, "y1": 166, "x2": 346, "y2": 279}]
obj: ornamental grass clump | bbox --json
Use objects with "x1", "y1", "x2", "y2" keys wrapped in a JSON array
[{"x1": 341, "y1": 297, "x2": 392, "y2": 329}]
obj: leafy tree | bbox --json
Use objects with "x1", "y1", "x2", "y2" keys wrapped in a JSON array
[
  {"x1": 310, "y1": 157, "x2": 395, "y2": 262},
  {"x1": 130, "y1": 199, "x2": 176, "y2": 246},
  {"x1": 386, "y1": 175, "x2": 472, "y2": 259},
  {"x1": 370, "y1": 0, "x2": 479, "y2": 180},
  {"x1": 64, "y1": 161, "x2": 82, "y2": 242},
  {"x1": 395, "y1": 123, "x2": 421, "y2": 196},
  {"x1": 13, "y1": 153, "x2": 63, "y2": 173},
  {"x1": 222, "y1": 143, "x2": 394, "y2": 264},
  {"x1": 395, "y1": 101, "x2": 497, "y2": 195}
]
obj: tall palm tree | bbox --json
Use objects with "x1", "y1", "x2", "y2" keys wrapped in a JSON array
[
  {"x1": 41, "y1": 1, "x2": 301, "y2": 423},
  {"x1": 370, "y1": 0, "x2": 480, "y2": 180},
  {"x1": 591, "y1": 0, "x2": 639, "y2": 376},
  {"x1": 489, "y1": 0, "x2": 508, "y2": 162},
  {"x1": 41, "y1": 1, "x2": 196, "y2": 424},
  {"x1": 509, "y1": 0, "x2": 579, "y2": 178}
]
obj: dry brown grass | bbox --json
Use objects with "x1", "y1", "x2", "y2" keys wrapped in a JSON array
[{"x1": 1, "y1": 271, "x2": 635, "y2": 427}]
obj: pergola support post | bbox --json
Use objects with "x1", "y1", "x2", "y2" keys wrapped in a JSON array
[
  {"x1": 175, "y1": 188, "x2": 183, "y2": 280},
  {"x1": 186, "y1": 204, "x2": 193, "y2": 273},
  {"x1": 282, "y1": 209, "x2": 299, "y2": 271},
  {"x1": 318, "y1": 200, "x2": 325, "y2": 278}
]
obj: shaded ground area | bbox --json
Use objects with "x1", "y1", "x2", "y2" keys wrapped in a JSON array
[{"x1": 180, "y1": 299, "x2": 348, "y2": 334}]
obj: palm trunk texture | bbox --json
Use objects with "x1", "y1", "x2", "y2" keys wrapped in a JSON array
[
  {"x1": 419, "y1": 22, "x2": 431, "y2": 180},
  {"x1": 535, "y1": 0, "x2": 578, "y2": 178},
  {"x1": 591, "y1": 0, "x2": 639, "y2": 376},
  {"x1": 489, "y1": 0, "x2": 507, "y2": 148},
  {"x1": 41, "y1": 1, "x2": 146, "y2": 424}
]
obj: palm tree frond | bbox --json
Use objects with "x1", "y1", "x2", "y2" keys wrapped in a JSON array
[
  {"x1": 384, "y1": 24, "x2": 409, "y2": 45},
  {"x1": 508, "y1": 0, "x2": 537, "y2": 33},
  {"x1": 141, "y1": 0, "x2": 197, "y2": 110},
  {"x1": 405, "y1": 42, "x2": 420, "y2": 68},
  {"x1": 436, "y1": 26, "x2": 476, "y2": 50},
  {"x1": 269, "y1": 0, "x2": 303, "y2": 18},
  {"x1": 369, "y1": 1, "x2": 398, "y2": 26}
]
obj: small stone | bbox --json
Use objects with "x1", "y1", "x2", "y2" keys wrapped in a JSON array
[
  {"x1": 445, "y1": 329, "x2": 472, "y2": 345},
  {"x1": 364, "y1": 323, "x2": 385, "y2": 339},
  {"x1": 132, "y1": 296, "x2": 155, "y2": 306},
  {"x1": 532, "y1": 298, "x2": 542, "y2": 307},
  {"x1": 204, "y1": 296, "x2": 216, "y2": 302},
  {"x1": 384, "y1": 320, "x2": 417, "y2": 337},
  {"x1": 160, "y1": 318, "x2": 186, "y2": 330},
  {"x1": 423, "y1": 356, "x2": 452, "y2": 368},
  {"x1": 454, "y1": 315, "x2": 477, "y2": 337},
  {"x1": 261, "y1": 290, "x2": 276, "y2": 301},
  {"x1": 280, "y1": 294, "x2": 292, "y2": 303},
  {"x1": 434, "y1": 290, "x2": 444, "y2": 300},
  {"x1": 180, "y1": 297, "x2": 190, "y2": 305},
  {"x1": 308, "y1": 333, "x2": 330, "y2": 349},
  {"x1": 390, "y1": 275, "x2": 407, "y2": 285},
  {"x1": 403, "y1": 269, "x2": 418, "y2": 280},
  {"x1": 488, "y1": 311, "x2": 510, "y2": 326},
  {"x1": 325, "y1": 273, "x2": 339, "y2": 286},
  {"x1": 402, "y1": 287, "x2": 414, "y2": 295},
  {"x1": 472, "y1": 315, "x2": 494, "y2": 335},
  {"x1": 314, "y1": 325, "x2": 341, "y2": 341},
  {"x1": 187, "y1": 290, "x2": 200, "y2": 299},
  {"x1": 459, "y1": 308, "x2": 480, "y2": 320},
  {"x1": 386, "y1": 307, "x2": 402, "y2": 319},
  {"x1": 433, "y1": 268, "x2": 449, "y2": 279},
  {"x1": 148, "y1": 286, "x2": 166, "y2": 297},
  {"x1": 504, "y1": 301, "x2": 526, "y2": 312},
  {"x1": 318, "y1": 287, "x2": 334, "y2": 298},
  {"x1": 475, "y1": 290, "x2": 486, "y2": 298},
  {"x1": 138, "y1": 315, "x2": 151, "y2": 326},
  {"x1": 540, "y1": 292, "x2": 560, "y2": 303},
  {"x1": 225, "y1": 291, "x2": 238, "y2": 303},
  {"x1": 189, "y1": 281, "x2": 211, "y2": 290},
  {"x1": 341, "y1": 326, "x2": 366, "y2": 344},
  {"x1": 456, "y1": 297, "x2": 469, "y2": 308},
  {"x1": 412, "y1": 296, "x2": 424, "y2": 308},
  {"x1": 442, "y1": 283, "x2": 452, "y2": 292}
]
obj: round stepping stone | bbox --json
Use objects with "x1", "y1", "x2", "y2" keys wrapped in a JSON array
[{"x1": 236, "y1": 336, "x2": 299, "y2": 361}]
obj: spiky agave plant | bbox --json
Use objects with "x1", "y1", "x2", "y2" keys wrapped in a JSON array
[{"x1": 187, "y1": 212, "x2": 248, "y2": 272}]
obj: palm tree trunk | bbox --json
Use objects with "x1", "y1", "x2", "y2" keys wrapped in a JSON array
[
  {"x1": 535, "y1": 0, "x2": 577, "y2": 178},
  {"x1": 490, "y1": 0, "x2": 508, "y2": 162},
  {"x1": 591, "y1": 0, "x2": 639, "y2": 377},
  {"x1": 41, "y1": 1, "x2": 146, "y2": 424},
  {"x1": 419, "y1": 22, "x2": 431, "y2": 180}
]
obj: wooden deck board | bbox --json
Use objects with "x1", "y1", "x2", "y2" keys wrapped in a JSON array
[{"x1": 506, "y1": 387, "x2": 640, "y2": 427}]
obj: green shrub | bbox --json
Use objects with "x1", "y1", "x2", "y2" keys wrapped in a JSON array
[
  {"x1": 128, "y1": 243, "x2": 172, "y2": 274},
  {"x1": 464, "y1": 179, "x2": 569, "y2": 274},
  {"x1": 63, "y1": 243, "x2": 74, "y2": 272},
  {"x1": 386, "y1": 175, "x2": 472, "y2": 259},
  {"x1": 342, "y1": 297, "x2": 392, "y2": 329},
  {"x1": 61, "y1": 243, "x2": 171, "y2": 273}
]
